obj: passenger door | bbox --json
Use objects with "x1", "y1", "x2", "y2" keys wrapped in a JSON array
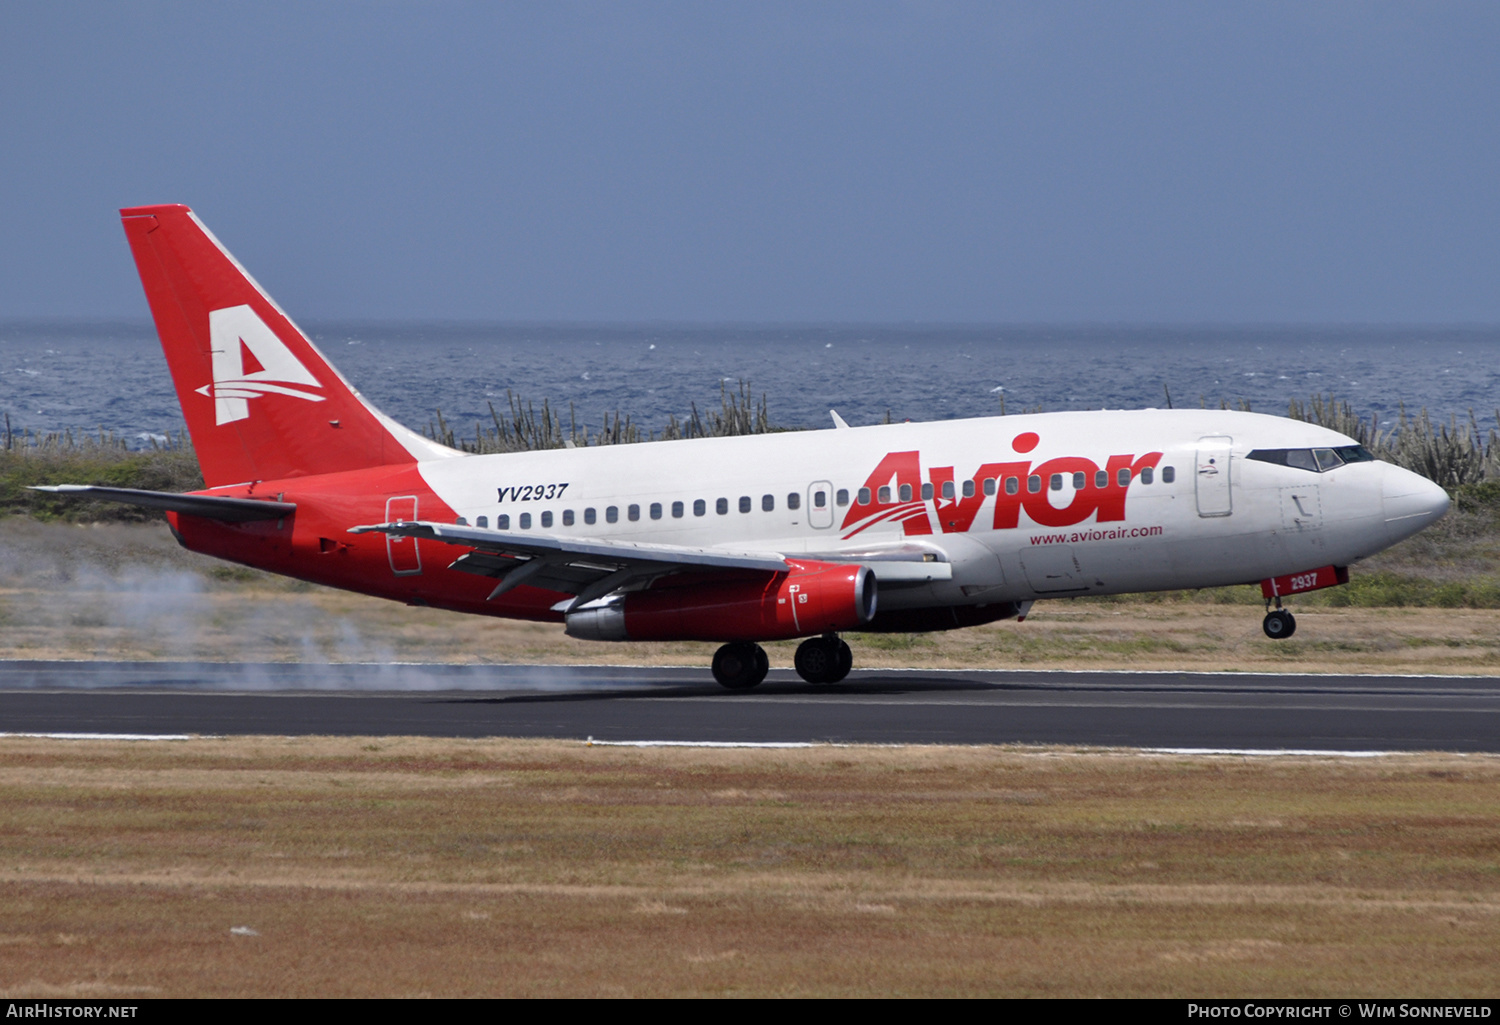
[{"x1": 1195, "y1": 436, "x2": 1233, "y2": 517}]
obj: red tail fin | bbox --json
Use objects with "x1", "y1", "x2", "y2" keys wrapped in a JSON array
[{"x1": 120, "y1": 204, "x2": 457, "y2": 488}]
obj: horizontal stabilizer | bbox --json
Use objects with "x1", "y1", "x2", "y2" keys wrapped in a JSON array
[{"x1": 29, "y1": 485, "x2": 295, "y2": 522}]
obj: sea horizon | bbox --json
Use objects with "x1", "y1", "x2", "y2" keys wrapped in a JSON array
[{"x1": 5, "y1": 321, "x2": 1499, "y2": 447}]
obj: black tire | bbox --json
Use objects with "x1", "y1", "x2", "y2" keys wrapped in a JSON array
[
  {"x1": 713, "y1": 642, "x2": 768, "y2": 690},
  {"x1": 794, "y1": 636, "x2": 840, "y2": 683},
  {"x1": 1263, "y1": 610, "x2": 1297, "y2": 640},
  {"x1": 827, "y1": 640, "x2": 853, "y2": 684}
]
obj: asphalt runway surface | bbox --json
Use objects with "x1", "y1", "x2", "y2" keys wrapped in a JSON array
[{"x1": 2, "y1": 660, "x2": 1499, "y2": 751}]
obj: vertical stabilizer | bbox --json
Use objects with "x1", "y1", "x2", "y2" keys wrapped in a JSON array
[{"x1": 120, "y1": 204, "x2": 458, "y2": 487}]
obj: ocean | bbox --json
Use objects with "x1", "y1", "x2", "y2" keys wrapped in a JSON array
[{"x1": 3, "y1": 322, "x2": 1499, "y2": 447}]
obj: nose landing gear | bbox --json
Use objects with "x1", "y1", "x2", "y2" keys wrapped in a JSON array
[
  {"x1": 1263, "y1": 602, "x2": 1297, "y2": 639},
  {"x1": 794, "y1": 633, "x2": 853, "y2": 684},
  {"x1": 711, "y1": 642, "x2": 769, "y2": 689}
]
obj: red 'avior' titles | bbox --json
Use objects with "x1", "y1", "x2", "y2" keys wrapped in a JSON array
[{"x1": 841, "y1": 446, "x2": 1164, "y2": 538}]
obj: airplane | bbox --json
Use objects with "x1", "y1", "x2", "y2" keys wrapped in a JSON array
[{"x1": 36, "y1": 204, "x2": 1451, "y2": 689}]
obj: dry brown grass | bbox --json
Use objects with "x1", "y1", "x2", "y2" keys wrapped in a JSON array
[
  {"x1": 0, "y1": 736, "x2": 1497, "y2": 997},
  {"x1": 6, "y1": 519, "x2": 1500, "y2": 673}
]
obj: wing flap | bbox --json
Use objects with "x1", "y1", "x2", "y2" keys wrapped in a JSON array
[
  {"x1": 352, "y1": 519, "x2": 789, "y2": 602},
  {"x1": 353, "y1": 520, "x2": 788, "y2": 572}
]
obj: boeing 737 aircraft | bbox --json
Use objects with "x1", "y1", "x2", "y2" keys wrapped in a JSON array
[{"x1": 38, "y1": 205, "x2": 1451, "y2": 688}]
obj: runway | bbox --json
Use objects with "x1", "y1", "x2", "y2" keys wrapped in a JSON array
[{"x1": 3, "y1": 660, "x2": 1499, "y2": 751}]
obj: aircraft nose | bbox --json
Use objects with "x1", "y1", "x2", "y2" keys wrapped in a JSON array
[{"x1": 1381, "y1": 464, "x2": 1449, "y2": 543}]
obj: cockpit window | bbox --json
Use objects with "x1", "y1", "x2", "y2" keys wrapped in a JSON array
[
  {"x1": 1248, "y1": 445, "x2": 1375, "y2": 473},
  {"x1": 1312, "y1": 448, "x2": 1342, "y2": 471},
  {"x1": 1286, "y1": 449, "x2": 1319, "y2": 472}
]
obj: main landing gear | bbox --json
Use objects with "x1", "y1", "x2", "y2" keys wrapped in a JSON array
[
  {"x1": 794, "y1": 633, "x2": 853, "y2": 685},
  {"x1": 711, "y1": 642, "x2": 769, "y2": 690},
  {"x1": 1263, "y1": 601, "x2": 1297, "y2": 640},
  {"x1": 710, "y1": 634, "x2": 854, "y2": 690}
]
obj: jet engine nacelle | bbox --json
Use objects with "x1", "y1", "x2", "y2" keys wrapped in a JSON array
[{"x1": 565, "y1": 559, "x2": 877, "y2": 642}]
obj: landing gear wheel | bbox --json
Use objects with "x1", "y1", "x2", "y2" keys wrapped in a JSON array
[
  {"x1": 829, "y1": 639, "x2": 853, "y2": 684},
  {"x1": 1263, "y1": 609, "x2": 1297, "y2": 640},
  {"x1": 795, "y1": 635, "x2": 844, "y2": 684},
  {"x1": 713, "y1": 642, "x2": 769, "y2": 690}
]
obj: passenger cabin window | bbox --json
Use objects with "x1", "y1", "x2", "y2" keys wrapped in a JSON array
[
  {"x1": 983, "y1": 478, "x2": 997, "y2": 497},
  {"x1": 739, "y1": 496, "x2": 752, "y2": 513},
  {"x1": 1095, "y1": 470, "x2": 1108, "y2": 488},
  {"x1": 1140, "y1": 467, "x2": 1154, "y2": 484},
  {"x1": 671, "y1": 501, "x2": 683, "y2": 518},
  {"x1": 961, "y1": 480, "x2": 974, "y2": 498},
  {"x1": 519, "y1": 512, "x2": 531, "y2": 529},
  {"x1": 1028, "y1": 475, "x2": 1042, "y2": 493},
  {"x1": 812, "y1": 490, "x2": 827, "y2": 509},
  {"x1": 899, "y1": 484, "x2": 912, "y2": 502},
  {"x1": 497, "y1": 514, "x2": 510, "y2": 529},
  {"x1": 562, "y1": 509, "x2": 574, "y2": 526},
  {"x1": 1162, "y1": 467, "x2": 1176, "y2": 483},
  {"x1": 628, "y1": 504, "x2": 640, "y2": 522},
  {"x1": 762, "y1": 494, "x2": 775, "y2": 512},
  {"x1": 585, "y1": 507, "x2": 597, "y2": 525},
  {"x1": 476, "y1": 515, "x2": 488, "y2": 528},
  {"x1": 606, "y1": 506, "x2": 618, "y2": 523},
  {"x1": 787, "y1": 492, "x2": 801, "y2": 510},
  {"x1": 1005, "y1": 477, "x2": 1018, "y2": 495},
  {"x1": 920, "y1": 483, "x2": 933, "y2": 501},
  {"x1": 1117, "y1": 467, "x2": 1131, "y2": 486},
  {"x1": 836, "y1": 489, "x2": 849, "y2": 506},
  {"x1": 1050, "y1": 474, "x2": 1063, "y2": 491},
  {"x1": 940, "y1": 481, "x2": 954, "y2": 500},
  {"x1": 650, "y1": 503, "x2": 663, "y2": 520},
  {"x1": 694, "y1": 499, "x2": 706, "y2": 516},
  {"x1": 541, "y1": 511, "x2": 553, "y2": 528},
  {"x1": 1074, "y1": 472, "x2": 1087, "y2": 490},
  {"x1": 717, "y1": 497, "x2": 728, "y2": 515},
  {"x1": 858, "y1": 487, "x2": 871, "y2": 505}
]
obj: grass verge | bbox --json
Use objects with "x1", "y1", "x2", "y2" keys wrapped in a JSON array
[{"x1": 0, "y1": 737, "x2": 1496, "y2": 997}]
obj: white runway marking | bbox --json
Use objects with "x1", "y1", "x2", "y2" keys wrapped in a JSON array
[
  {"x1": 1141, "y1": 747, "x2": 1423, "y2": 758},
  {"x1": 0, "y1": 732, "x2": 204, "y2": 741},
  {"x1": 585, "y1": 737, "x2": 828, "y2": 748}
]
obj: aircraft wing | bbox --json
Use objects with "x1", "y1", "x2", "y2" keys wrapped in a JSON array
[{"x1": 349, "y1": 519, "x2": 790, "y2": 608}]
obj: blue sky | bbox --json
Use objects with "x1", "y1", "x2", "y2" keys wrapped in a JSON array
[{"x1": 2, "y1": 1, "x2": 1498, "y2": 322}]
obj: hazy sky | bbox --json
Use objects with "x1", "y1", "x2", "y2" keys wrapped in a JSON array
[{"x1": 2, "y1": 1, "x2": 1498, "y2": 322}]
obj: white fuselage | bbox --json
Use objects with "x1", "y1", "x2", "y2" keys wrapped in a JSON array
[{"x1": 414, "y1": 408, "x2": 1448, "y2": 610}]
